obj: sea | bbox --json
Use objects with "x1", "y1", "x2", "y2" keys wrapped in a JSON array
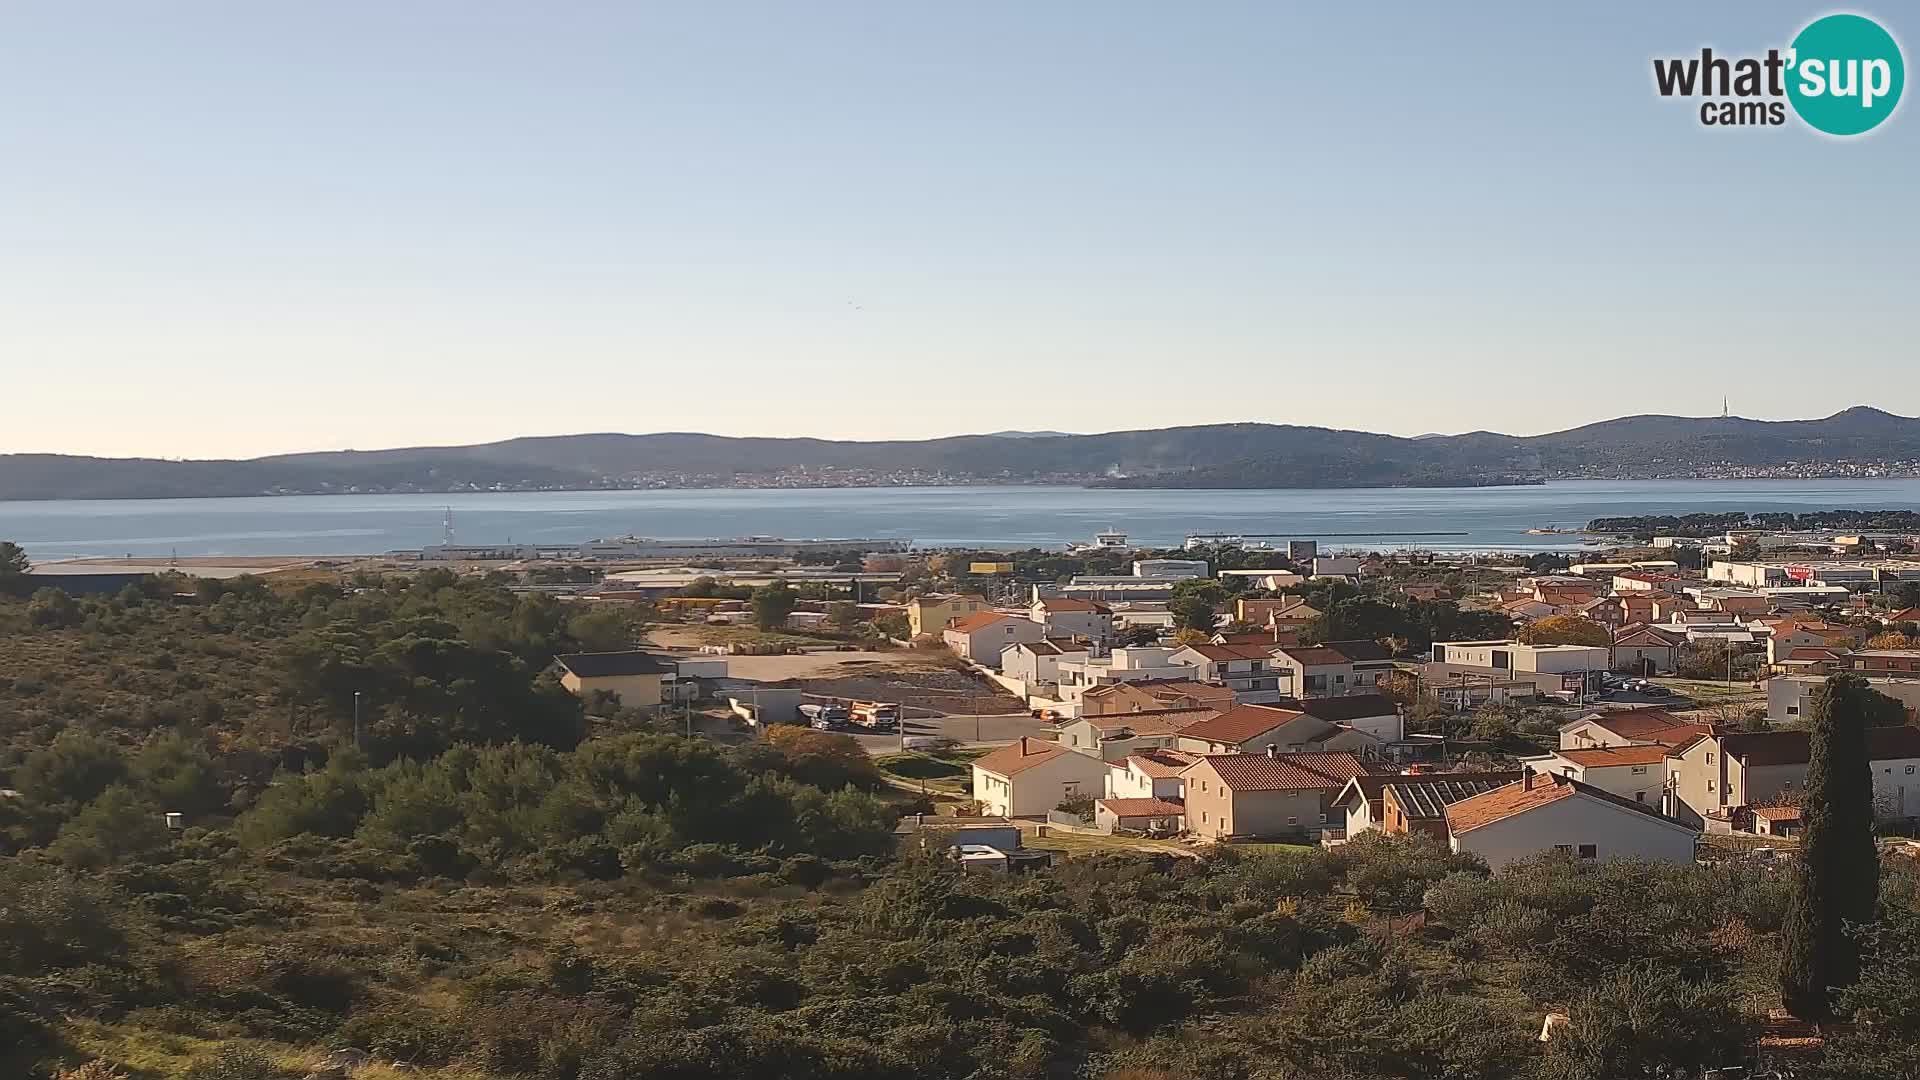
[{"x1": 7, "y1": 478, "x2": 1920, "y2": 563}]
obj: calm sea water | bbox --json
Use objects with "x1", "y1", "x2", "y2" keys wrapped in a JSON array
[{"x1": 6, "y1": 479, "x2": 1920, "y2": 561}]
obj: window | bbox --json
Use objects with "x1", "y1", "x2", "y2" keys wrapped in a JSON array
[
  {"x1": 1553, "y1": 844, "x2": 1573, "y2": 854},
  {"x1": 1319, "y1": 812, "x2": 1328, "y2": 824},
  {"x1": 1578, "y1": 844, "x2": 1598, "y2": 859},
  {"x1": 1286, "y1": 816, "x2": 1298, "y2": 826},
  {"x1": 1908, "y1": 766, "x2": 1916, "y2": 775},
  {"x1": 1708, "y1": 780, "x2": 1716, "y2": 792},
  {"x1": 1635, "y1": 791, "x2": 1647, "y2": 803},
  {"x1": 1706, "y1": 752, "x2": 1714, "y2": 765},
  {"x1": 1631, "y1": 765, "x2": 1648, "y2": 775},
  {"x1": 1202, "y1": 812, "x2": 1208, "y2": 823}
]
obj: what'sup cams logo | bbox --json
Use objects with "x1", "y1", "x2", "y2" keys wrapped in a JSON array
[{"x1": 1654, "y1": 12, "x2": 1904, "y2": 134}]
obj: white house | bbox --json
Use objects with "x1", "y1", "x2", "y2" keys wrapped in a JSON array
[
  {"x1": 1054, "y1": 647, "x2": 1200, "y2": 701},
  {"x1": 1443, "y1": 772, "x2": 1698, "y2": 871},
  {"x1": 970, "y1": 737, "x2": 1113, "y2": 817},
  {"x1": 1169, "y1": 643, "x2": 1287, "y2": 702},
  {"x1": 1105, "y1": 749, "x2": 1196, "y2": 800},
  {"x1": 1522, "y1": 745, "x2": 1669, "y2": 806},
  {"x1": 943, "y1": 612, "x2": 1047, "y2": 666},
  {"x1": 1000, "y1": 639, "x2": 1091, "y2": 693},
  {"x1": 1030, "y1": 597, "x2": 1115, "y2": 648}
]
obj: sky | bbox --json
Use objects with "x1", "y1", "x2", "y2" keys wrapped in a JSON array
[{"x1": 1, "y1": 2, "x2": 1915, "y2": 459}]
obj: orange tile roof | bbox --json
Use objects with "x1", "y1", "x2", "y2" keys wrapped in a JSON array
[
  {"x1": 1277, "y1": 646, "x2": 1353, "y2": 666},
  {"x1": 1444, "y1": 775, "x2": 1578, "y2": 833},
  {"x1": 1445, "y1": 772, "x2": 1684, "y2": 834},
  {"x1": 1196, "y1": 751, "x2": 1376, "y2": 792},
  {"x1": 1124, "y1": 749, "x2": 1200, "y2": 778},
  {"x1": 1037, "y1": 597, "x2": 1110, "y2": 613},
  {"x1": 1178, "y1": 704, "x2": 1314, "y2": 745},
  {"x1": 1182, "y1": 643, "x2": 1277, "y2": 661},
  {"x1": 1080, "y1": 707, "x2": 1219, "y2": 735},
  {"x1": 947, "y1": 611, "x2": 1016, "y2": 634},
  {"x1": 971, "y1": 737, "x2": 1074, "y2": 778},
  {"x1": 1752, "y1": 805, "x2": 1802, "y2": 822},
  {"x1": 1553, "y1": 745, "x2": 1672, "y2": 767}
]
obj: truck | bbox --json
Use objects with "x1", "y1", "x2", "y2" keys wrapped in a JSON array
[
  {"x1": 800, "y1": 702, "x2": 851, "y2": 729},
  {"x1": 850, "y1": 700, "x2": 901, "y2": 730}
]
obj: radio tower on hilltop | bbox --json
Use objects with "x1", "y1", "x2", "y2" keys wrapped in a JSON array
[{"x1": 1722, "y1": 396, "x2": 1729, "y2": 419}]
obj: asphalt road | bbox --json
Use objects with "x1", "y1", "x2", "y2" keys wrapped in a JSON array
[{"x1": 844, "y1": 711, "x2": 1051, "y2": 754}]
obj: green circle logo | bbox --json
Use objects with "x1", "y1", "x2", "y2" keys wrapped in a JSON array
[{"x1": 1787, "y1": 13, "x2": 1905, "y2": 135}]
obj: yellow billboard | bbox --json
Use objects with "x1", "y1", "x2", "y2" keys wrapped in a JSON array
[{"x1": 970, "y1": 561, "x2": 1015, "y2": 575}]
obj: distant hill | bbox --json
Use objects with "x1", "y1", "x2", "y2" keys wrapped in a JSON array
[{"x1": 5, "y1": 407, "x2": 1920, "y2": 499}]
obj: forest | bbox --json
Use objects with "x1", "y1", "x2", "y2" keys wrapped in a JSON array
[{"x1": 4, "y1": 566, "x2": 1920, "y2": 1079}]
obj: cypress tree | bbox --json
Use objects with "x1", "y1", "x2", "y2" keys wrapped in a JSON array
[{"x1": 1780, "y1": 672, "x2": 1882, "y2": 1020}]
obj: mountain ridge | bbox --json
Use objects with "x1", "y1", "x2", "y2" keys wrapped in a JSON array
[{"x1": 4, "y1": 408, "x2": 1918, "y2": 500}]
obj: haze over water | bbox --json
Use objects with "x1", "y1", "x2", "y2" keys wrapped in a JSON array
[{"x1": 7, "y1": 479, "x2": 1920, "y2": 562}]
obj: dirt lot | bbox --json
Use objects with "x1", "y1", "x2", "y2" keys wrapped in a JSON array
[{"x1": 645, "y1": 629, "x2": 1021, "y2": 716}]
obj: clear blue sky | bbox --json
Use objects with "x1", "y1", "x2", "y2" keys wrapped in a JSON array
[{"x1": 2, "y1": 2, "x2": 1913, "y2": 458}]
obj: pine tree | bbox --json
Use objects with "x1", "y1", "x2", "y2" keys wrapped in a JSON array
[{"x1": 1780, "y1": 672, "x2": 1882, "y2": 1020}]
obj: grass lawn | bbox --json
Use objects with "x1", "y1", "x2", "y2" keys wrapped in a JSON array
[
  {"x1": 875, "y1": 748, "x2": 983, "y2": 796},
  {"x1": 1653, "y1": 678, "x2": 1766, "y2": 707}
]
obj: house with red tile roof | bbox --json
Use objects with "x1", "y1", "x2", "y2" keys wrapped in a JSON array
[
  {"x1": 1105, "y1": 748, "x2": 1199, "y2": 800},
  {"x1": 1523, "y1": 744, "x2": 1670, "y2": 805},
  {"x1": 1443, "y1": 772, "x2": 1697, "y2": 871},
  {"x1": 1030, "y1": 596, "x2": 1115, "y2": 648},
  {"x1": 942, "y1": 611, "x2": 1046, "y2": 666},
  {"x1": 1093, "y1": 796, "x2": 1187, "y2": 835},
  {"x1": 1173, "y1": 703, "x2": 1377, "y2": 757},
  {"x1": 1664, "y1": 726, "x2": 1920, "y2": 826},
  {"x1": 1053, "y1": 707, "x2": 1220, "y2": 762},
  {"x1": 970, "y1": 737, "x2": 1111, "y2": 817},
  {"x1": 1180, "y1": 750, "x2": 1379, "y2": 840},
  {"x1": 1556, "y1": 707, "x2": 1709, "y2": 751}
]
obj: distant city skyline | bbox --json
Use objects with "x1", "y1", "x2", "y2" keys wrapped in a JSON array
[{"x1": 3, "y1": 2, "x2": 1914, "y2": 458}]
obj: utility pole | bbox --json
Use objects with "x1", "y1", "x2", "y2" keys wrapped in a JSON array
[{"x1": 352, "y1": 691, "x2": 362, "y2": 749}]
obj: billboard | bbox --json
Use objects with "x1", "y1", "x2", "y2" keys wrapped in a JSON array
[
  {"x1": 1785, "y1": 566, "x2": 1815, "y2": 582},
  {"x1": 970, "y1": 561, "x2": 1016, "y2": 575}
]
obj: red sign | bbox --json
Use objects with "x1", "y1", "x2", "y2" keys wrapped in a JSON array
[{"x1": 1785, "y1": 566, "x2": 1815, "y2": 582}]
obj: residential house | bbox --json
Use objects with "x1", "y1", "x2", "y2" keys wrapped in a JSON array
[
  {"x1": 1557, "y1": 707, "x2": 1709, "y2": 750},
  {"x1": 943, "y1": 612, "x2": 1046, "y2": 666},
  {"x1": 1767, "y1": 673, "x2": 1920, "y2": 724},
  {"x1": 555, "y1": 651, "x2": 668, "y2": 708},
  {"x1": 1174, "y1": 704, "x2": 1376, "y2": 756},
  {"x1": 1763, "y1": 619, "x2": 1864, "y2": 665},
  {"x1": 1524, "y1": 745, "x2": 1670, "y2": 805},
  {"x1": 1106, "y1": 748, "x2": 1197, "y2": 799},
  {"x1": 1333, "y1": 771, "x2": 1520, "y2": 841},
  {"x1": 1031, "y1": 597, "x2": 1115, "y2": 648},
  {"x1": 1093, "y1": 796, "x2": 1187, "y2": 834},
  {"x1": 1000, "y1": 639, "x2": 1090, "y2": 693},
  {"x1": 1379, "y1": 774, "x2": 1524, "y2": 840},
  {"x1": 1054, "y1": 707, "x2": 1219, "y2": 761},
  {"x1": 1846, "y1": 649, "x2": 1920, "y2": 677},
  {"x1": 1774, "y1": 646, "x2": 1850, "y2": 676},
  {"x1": 1614, "y1": 571, "x2": 1684, "y2": 593},
  {"x1": 1500, "y1": 597, "x2": 1563, "y2": 623},
  {"x1": 1272, "y1": 646, "x2": 1361, "y2": 699},
  {"x1": 970, "y1": 737, "x2": 1113, "y2": 817},
  {"x1": 1053, "y1": 646, "x2": 1201, "y2": 700},
  {"x1": 1081, "y1": 679, "x2": 1235, "y2": 715},
  {"x1": 1287, "y1": 692, "x2": 1405, "y2": 742},
  {"x1": 907, "y1": 593, "x2": 989, "y2": 638},
  {"x1": 1664, "y1": 726, "x2": 1920, "y2": 826},
  {"x1": 1611, "y1": 624, "x2": 1687, "y2": 676},
  {"x1": 1170, "y1": 643, "x2": 1286, "y2": 702},
  {"x1": 1750, "y1": 804, "x2": 1802, "y2": 838},
  {"x1": 1319, "y1": 640, "x2": 1395, "y2": 693},
  {"x1": 1428, "y1": 640, "x2": 1608, "y2": 697},
  {"x1": 1236, "y1": 597, "x2": 1322, "y2": 631},
  {"x1": 1182, "y1": 751, "x2": 1378, "y2": 840},
  {"x1": 1444, "y1": 772, "x2": 1699, "y2": 871},
  {"x1": 1400, "y1": 583, "x2": 1454, "y2": 602}
]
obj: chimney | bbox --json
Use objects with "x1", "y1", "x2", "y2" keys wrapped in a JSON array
[
  {"x1": 1522, "y1": 764, "x2": 1534, "y2": 790},
  {"x1": 1266, "y1": 744, "x2": 1279, "y2": 759}
]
